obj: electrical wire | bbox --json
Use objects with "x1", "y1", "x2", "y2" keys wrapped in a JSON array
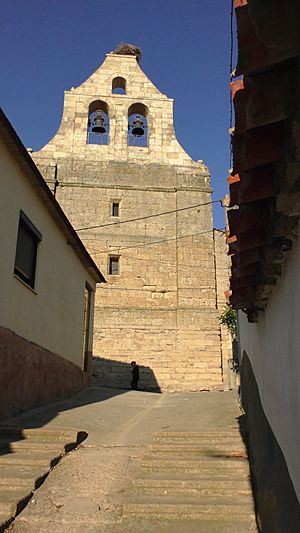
[
  {"x1": 75, "y1": 199, "x2": 223, "y2": 232},
  {"x1": 85, "y1": 227, "x2": 225, "y2": 257}
]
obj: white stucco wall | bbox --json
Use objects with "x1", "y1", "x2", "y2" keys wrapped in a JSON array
[
  {"x1": 238, "y1": 223, "x2": 300, "y2": 500},
  {"x1": 0, "y1": 139, "x2": 96, "y2": 367}
]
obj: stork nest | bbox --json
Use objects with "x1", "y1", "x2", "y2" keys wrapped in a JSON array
[{"x1": 112, "y1": 43, "x2": 142, "y2": 63}]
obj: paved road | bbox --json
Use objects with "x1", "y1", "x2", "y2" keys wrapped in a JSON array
[{"x1": 5, "y1": 386, "x2": 256, "y2": 532}]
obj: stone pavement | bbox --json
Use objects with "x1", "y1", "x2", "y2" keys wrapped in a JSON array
[{"x1": 1, "y1": 386, "x2": 257, "y2": 532}]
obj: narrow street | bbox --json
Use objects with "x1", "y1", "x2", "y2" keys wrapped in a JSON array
[{"x1": 1, "y1": 387, "x2": 257, "y2": 532}]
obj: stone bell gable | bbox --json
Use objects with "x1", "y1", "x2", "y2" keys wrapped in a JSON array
[{"x1": 32, "y1": 45, "x2": 231, "y2": 392}]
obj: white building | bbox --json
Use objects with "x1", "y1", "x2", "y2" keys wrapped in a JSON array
[
  {"x1": 0, "y1": 108, "x2": 105, "y2": 418},
  {"x1": 228, "y1": 1, "x2": 300, "y2": 530}
]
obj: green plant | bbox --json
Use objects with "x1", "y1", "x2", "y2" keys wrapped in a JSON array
[{"x1": 219, "y1": 304, "x2": 237, "y2": 337}]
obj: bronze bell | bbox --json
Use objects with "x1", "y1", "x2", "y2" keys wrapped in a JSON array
[
  {"x1": 92, "y1": 111, "x2": 106, "y2": 134},
  {"x1": 131, "y1": 116, "x2": 144, "y2": 136}
]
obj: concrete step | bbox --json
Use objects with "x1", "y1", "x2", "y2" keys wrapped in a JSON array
[
  {"x1": 153, "y1": 435, "x2": 245, "y2": 444},
  {"x1": 148, "y1": 443, "x2": 246, "y2": 454},
  {"x1": 143, "y1": 453, "x2": 248, "y2": 463},
  {"x1": 135, "y1": 469, "x2": 251, "y2": 481},
  {"x1": 114, "y1": 517, "x2": 257, "y2": 532},
  {"x1": 146, "y1": 450, "x2": 247, "y2": 459},
  {"x1": 0, "y1": 425, "x2": 80, "y2": 440},
  {"x1": 0, "y1": 482, "x2": 33, "y2": 492},
  {"x1": 0, "y1": 426, "x2": 86, "y2": 531},
  {"x1": 121, "y1": 429, "x2": 256, "y2": 531},
  {"x1": 0, "y1": 442, "x2": 67, "y2": 453},
  {"x1": 0, "y1": 472, "x2": 46, "y2": 492},
  {"x1": 0, "y1": 465, "x2": 48, "y2": 484},
  {"x1": 10, "y1": 516, "x2": 102, "y2": 533},
  {"x1": 125, "y1": 492, "x2": 254, "y2": 507},
  {"x1": 142, "y1": 456, "x2": 249, "y2": 468},
  {"x1": 132, "y1": 478, "x2": 252, "y2": 496},
  {"x1": 0, "y1": 489, "x2": 32, "y2": 522},
  {"x1": 154, "y1": 430, "x2": 241, "y2": 438},
  {"x1": 150, "y1": 442, "x2": 246, "y2": 450},
  {"x1": 123, "y1": 502, "x2": 256, "y2": 521},
  {"x1": 141, "y1": 467, "x2": 250, "y2": 478},
  {"x1": 0, "y1": 451, "x2": 62, "y2": 468}
]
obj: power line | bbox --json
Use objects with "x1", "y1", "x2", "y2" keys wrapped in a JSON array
[
  {"x1": 86, "y1": 227, "x2": 225, "y2": 257},
  {"x1": 98, "y1": 285, "x2": 213, "y2": 292},
  {"x1": 75, "y1": 199, "x2": 223, "y2": 232}
]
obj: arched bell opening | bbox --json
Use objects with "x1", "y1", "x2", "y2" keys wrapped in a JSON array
[
  {"x1": 112, "y1": 77, "x2": 126, "y2": 95},
  {"x1": 128, "y1": 103, "x2": 148, "y2": 147},
  {"x1": 87, "y1": 100, "x2": 109, "y2": 145}
]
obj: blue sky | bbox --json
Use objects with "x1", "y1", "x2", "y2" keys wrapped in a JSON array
[{"x1": 1, "y1": 0, "x2": 233, "y2": 228}]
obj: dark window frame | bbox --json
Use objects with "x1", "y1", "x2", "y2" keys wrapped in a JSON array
[
  {"x1": 111, "y1": 201, "x2": 120, "y2": 217},
  {"x1": 108, "y1": 255, "x2": 120, "y2": 275},
  {"x1": 14, "y1": 210, "x2": 42, "y2": 289}
]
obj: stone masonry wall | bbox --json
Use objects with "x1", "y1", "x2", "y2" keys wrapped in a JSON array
[
  {"x1": 31, "y1": 51, "x2": 230, "y2": 391},
  {"x1": 213, "y1": 229, "x2": 236, "y2": 390}
]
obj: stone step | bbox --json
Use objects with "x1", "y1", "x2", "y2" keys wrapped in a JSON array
[
  {"x1": 0, "y1": 481, "x2": 33, "y2": 492},
  {"x1": 114, "y1": 517, "x2": 257, "y2": 532},
  {"x1": 136, "y1": 469, "x2": 251, "y2": 481},
  {"x1": 151, "y1": 442, "x2": 245, "y2": 449},
  {"x1": 154, "y1": 430, "x2": 241, "y2": 438},
  {"x1": 11, "y1": 515, "x2": 105, "y2": 533},
  {"x1": 153, "y1": 435, "x2": 245, "y2": 444},
  {"x1": 149, "y1": 443, "x2": 246, "y2": 452},
  {"x1": 0, "y1": 427, "x2": 86, "y2": 531},
  {"x1": 125, "y1": 492, "x2": 254, "y2": 507},
  {"x1": 123, "y1": 502, "x2": 256, "y2": 522},
  {"x1": 0, "y1": 451, "x2": 62, "y2": 468},
  {"x1": 0, "y1": 441, "x2": 67, "y2": 453},
  {"x1": 141, "y1": 459, "x2": 249, "y2": 476},
  {"x1": 0, "y1": 488, "x2": 32, "y2": 522},
  {"x1": 146, "y1": 450, "x2": 247, "y2": 459},
  {"x1": 142, "y1": 456, "x2": 249, "y2": 467},
  {"x1": 0, "y1": 465, "x2": 48, "y2": 483},
  {"x1": 132, "y1": 478, "x2": 252, "y2": 496},
  {"x1": 153, "y1": 432, "x2": 244, "y2": 442},
  {"x1": 0, "y1": 425, "x2": 80, "y2": 440}
]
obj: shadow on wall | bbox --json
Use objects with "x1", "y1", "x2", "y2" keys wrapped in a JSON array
[
  {"x1": 239, "y1": 351, "x2": 300, "y2": 532},
  {"x1": 91, "y1": 357, "x2": 161, "y2": 393}
]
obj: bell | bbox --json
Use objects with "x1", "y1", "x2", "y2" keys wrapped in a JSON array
[
  {"x1": 131, "y1": 116, "x2": 144, "y2": 136},
  {"x1": 92, "y1": 111, "x2": 106, "y2": 134}
]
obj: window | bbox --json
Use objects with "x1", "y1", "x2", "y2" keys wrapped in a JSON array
[
  {"x1": 108, "y1": 256, "x2": 120, "y2": 275},
  {"x1": 128, "y1": 103, "x2": 149, "y2": 147},
  {"x1": 87, "y1": 100, "x2": 109, "y2": 145},
  {"x1": 111, "y1": 202, "x2": 120, "y2": 217},
  {"x1": 112, "y1": 77, "x2": 126, "y2": 94},
  {"x1": 14, "y1": 211, "x2": 42, "y2": 289}
]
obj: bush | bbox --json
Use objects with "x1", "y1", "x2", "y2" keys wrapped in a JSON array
[{"x1": 219, "y1": 304, "x2": 237, "y2": 337}]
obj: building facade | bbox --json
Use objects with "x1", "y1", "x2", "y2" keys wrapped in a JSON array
[
  {"x1": 0, "y1": 109, "x2": 104, "y2": 418},
  {"x1": 228, "y1": 1, "x2": 300, "y2": 530},
  {"x1": 32, "y1": 45, "x2": 231, "y2": 392}
]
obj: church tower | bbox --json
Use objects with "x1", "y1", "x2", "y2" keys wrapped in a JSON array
[{"x1": 32, "y1": 44, "x2": 230, "y2": 391}]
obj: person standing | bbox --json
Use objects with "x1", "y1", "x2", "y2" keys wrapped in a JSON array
[{"x1": 130, "y1": 361, "x2": 139, "y2": 390}]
